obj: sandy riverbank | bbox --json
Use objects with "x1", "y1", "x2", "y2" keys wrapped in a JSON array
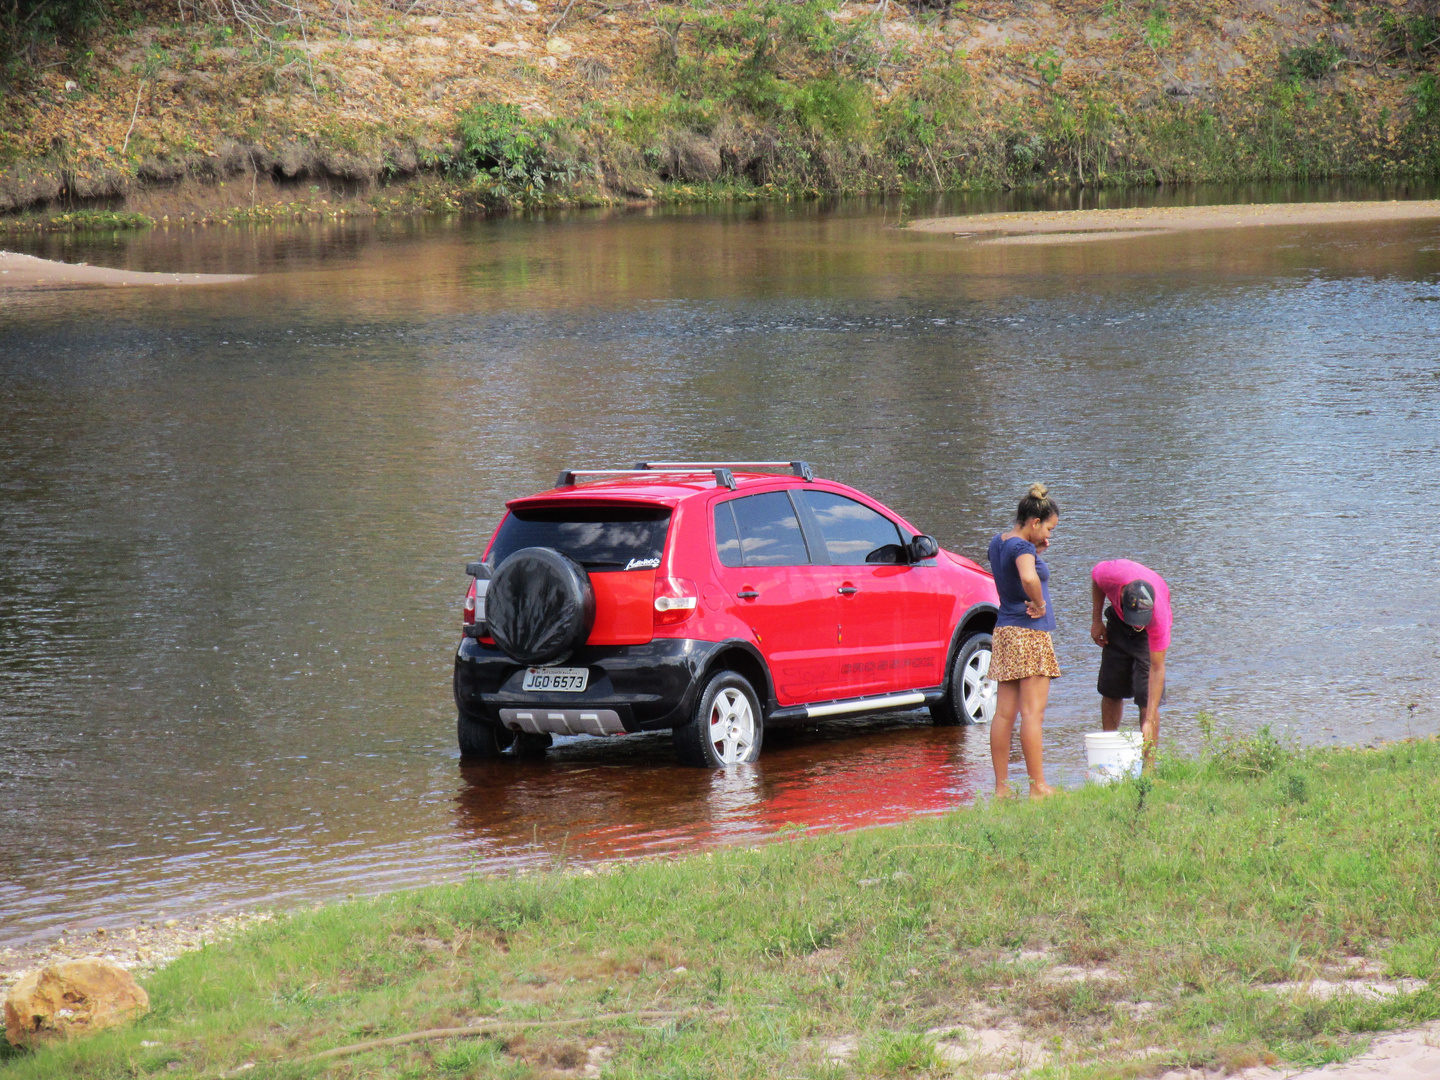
[
  {"x1": 0, "y1": 250, "x2": 251, "y2": 288},
  {"x1": 907, "y1": 199, "x2": 1440, "y2": 245},
  {"x1": 0, "y1": 912, "x2": 274, "y2": 999},
  {"x1": 5, "y1": 739, "x2": 1437, "y2": 1078}
]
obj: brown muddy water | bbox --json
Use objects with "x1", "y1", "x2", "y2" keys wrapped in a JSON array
[{"x1": 2, "y1": 186, "x2": 1439, "y2": 945}]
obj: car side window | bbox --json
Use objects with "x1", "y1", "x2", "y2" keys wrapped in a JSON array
[
  {"x1": 714, "y1": 501, "x2": 743, "y2": 568},
  {"x1": 801, "y1": 490, "x2": 905, "y2": 565},
  {"x1": 723, "y1": 491, "x2": 812, "y2": 567}
]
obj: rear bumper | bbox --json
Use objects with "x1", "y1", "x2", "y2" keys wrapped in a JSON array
[{"x1": 453, "y1": 637, "x2": 724, "y2": 734}]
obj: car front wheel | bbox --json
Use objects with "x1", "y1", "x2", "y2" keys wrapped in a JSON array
[
  {"x1": 673, "y1": 671, "x2": 764, "y2": 767},
  {"x1": 929, "y1": 632, "x2": 996, "y2": 726}
]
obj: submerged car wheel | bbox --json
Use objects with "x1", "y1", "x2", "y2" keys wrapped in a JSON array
[
  {"x1": 674, "y1": 670, "x2": 763, "y2": 767},
  {"x1": 929, "y1": 631, "x2": 996, "y2": 726},
  {"x1": 511, "y1": 731, "x2": 553, "y2": 759},
  {"x1": 457, "y1": 711, "x2": 514, "y2": 758}
]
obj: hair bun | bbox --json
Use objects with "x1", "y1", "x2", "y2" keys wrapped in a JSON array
[{"x1": 1027, "y1": 482, "x2": 1049, "y2": 499}]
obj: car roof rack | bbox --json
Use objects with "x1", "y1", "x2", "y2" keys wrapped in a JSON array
[
  {"x1": 554, "y1": 461, "x2": 815, "y2": 491},
  {"x1": 635, "y1": 460, "x2": 815, "y2": 481}
]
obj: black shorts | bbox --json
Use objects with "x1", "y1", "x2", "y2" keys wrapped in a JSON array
[{"x1": 1097, "y1": 608, "x2": 1165, "y2": 708}]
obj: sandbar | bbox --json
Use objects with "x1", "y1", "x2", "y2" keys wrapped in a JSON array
[
  {"x1": 907, "y1": 199, "x2": 1440, "y2": 245},
  {"x1": 0, "y1": 250, "x2": 252, "y2": 288}
]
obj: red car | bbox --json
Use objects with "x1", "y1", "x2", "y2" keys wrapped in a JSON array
[{"x1": 454, "y1": 462, "x2": 1000, "y2": 767}]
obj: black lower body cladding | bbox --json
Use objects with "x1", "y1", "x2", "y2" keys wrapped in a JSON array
[{"x1": 453, "y1": 638, "x2": 730, "y2": 733}]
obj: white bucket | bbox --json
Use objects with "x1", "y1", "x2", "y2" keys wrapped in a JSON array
[{"x1": 1084, "y1": 730, "x2": 1144, "y2": 784}]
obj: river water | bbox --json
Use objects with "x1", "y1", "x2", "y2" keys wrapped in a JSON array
[{"x1": 2, "y1": 188, "x2": 1438, "y2": 944}]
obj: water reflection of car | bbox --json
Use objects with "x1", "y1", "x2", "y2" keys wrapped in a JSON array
[
  {"x1": 454, "y1": 462, "x2": 999, "y2": 767},
  {"x1": 451, "y1": 727, "x2": 982, "y2": 863}
]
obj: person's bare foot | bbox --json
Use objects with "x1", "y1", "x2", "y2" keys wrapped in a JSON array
[
  {"x1": 994, "y1": 782, "x2": 1019, "y2": 800},
  {"x1": 1029, "y1": 781, "x2": 1059, "y2": 800}
]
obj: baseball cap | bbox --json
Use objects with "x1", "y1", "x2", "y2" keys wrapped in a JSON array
[{"x1": 1120, "y1": 579, "x2": 1156, "y2": 627}]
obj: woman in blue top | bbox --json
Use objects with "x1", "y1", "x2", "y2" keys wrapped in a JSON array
[{"x1": 987, "y1": 483, "x2": 1061, "y2": 799}]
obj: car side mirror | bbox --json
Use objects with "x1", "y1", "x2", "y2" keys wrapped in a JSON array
[{"x1": 907, "y1": 535, "x2": 939, "y2": 562}]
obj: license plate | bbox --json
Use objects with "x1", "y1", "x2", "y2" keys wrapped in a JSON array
[{"x1": 522, "y1": 667, "x2": 589, "y2": 693}]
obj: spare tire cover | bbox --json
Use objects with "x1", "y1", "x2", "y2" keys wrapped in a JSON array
[{"x1": 486, "y1": 547, "x2": 596, "y2": 665}]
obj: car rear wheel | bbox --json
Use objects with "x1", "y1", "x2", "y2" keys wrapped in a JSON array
[
  {"x1": 930, "y1": 632, "x2": 996, "y2": 726},
  {"x1": 673, "y1": 671, "x2": 764, "y2": 767},
  {"x1": 457, "y1": 711, "x2": 513, "y2": 759},
  {"x1": 512, "y1": 731, "x2": 553, "y2": 758}
]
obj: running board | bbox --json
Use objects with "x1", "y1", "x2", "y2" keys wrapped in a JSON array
[
  {"x1": 769, "y1": 688, "x2": 940, "y2": 724},
  {"x1": 806, "y1": 691, "x2": 927, "y2": 718}
]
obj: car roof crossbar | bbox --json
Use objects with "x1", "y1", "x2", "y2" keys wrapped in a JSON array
[
  {"x1": 555, "y1": 462, "x2": 814, "y2": 490},
  {"x1": 555, "y1": 467, "x2": 740, "y2": 490},
  {"x1": 634, "y1": 460, "x2": 815, "y2": 481}
]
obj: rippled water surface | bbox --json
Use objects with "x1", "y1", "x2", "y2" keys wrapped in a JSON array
[{"x1": 2, "y1": 190, "x2": 1439, "y2": 943}]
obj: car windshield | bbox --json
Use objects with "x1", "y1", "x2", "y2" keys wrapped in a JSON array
[{"x1": 489, "y1": 505, "x2": 672, "y2": 569}]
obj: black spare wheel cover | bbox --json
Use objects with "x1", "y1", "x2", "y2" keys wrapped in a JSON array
[{"x1": 486, "y1": 547, "x2": 596, "y2": 665}]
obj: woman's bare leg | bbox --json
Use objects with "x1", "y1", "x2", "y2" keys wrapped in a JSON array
[
  {"x1": 1018, "y1": 675, "x2": 1056, "y2": 797},
  {"x1": 991, "y1": 680, "x2": 1020, "y2": 796}
]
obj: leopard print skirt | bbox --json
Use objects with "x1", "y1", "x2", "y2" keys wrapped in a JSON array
[{"x1": 989, "y1": 626, "x2": 1062, "y2": 682}]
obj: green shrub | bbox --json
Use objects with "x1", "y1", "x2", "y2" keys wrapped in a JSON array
[
  {"x1": 655, "y1": 0, "x2": 880, "y2": 119},
  {"x1": 1, "y1": 0, "x2": 108, "y2": 79},
  {"x1": 1032, "y1": 46, "x2": 1063, "y2": 85},
  {"x1": 784, "y1": 75, "x2": 871, "y2": 139},
  {"x1": 454, "y1": 100, "x2": 586, "y2": 206},
  {"x1": 879, "y1": 61, "x2": 978, "y2": 184},
  {"x1": 867, "y1": 1031, "x2": 940, "y2": 1074},
  {"x1": 1414, "y1": 72, "x2": 1440, "y2": 120},
  {"x1": 1142, "y1": 5, "x2": 1173, "y2": 50},
  {"x1": 1199, "y1": 714, "x2": 1293, "y2": 778},
  {"x1": 1010, "y1": 131, "x2": 1048, "y2": 173},
  {"x1": 1284, "y1": 771, "x2": 1310, "y2": 805},
  {"x1": 457, "y1": 101, "x2": 543, "y2": 179},
  {"x1": 1279, "y1": 40, "x2": 1345, "y2": 80},
  {"x1": 1379, "y1": 4, "x2": 1440, "y2": 66}
]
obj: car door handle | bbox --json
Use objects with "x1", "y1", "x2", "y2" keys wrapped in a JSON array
[
  {"x1": 736, "y1": 590, "x2": 760, "y2": 599},
  {"x1": 837, "y1": 585, "x2": 858, "y2": 595}
]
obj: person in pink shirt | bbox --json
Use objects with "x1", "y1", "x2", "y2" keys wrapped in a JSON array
[{"x1": 1089, "y1": 559, "x2": 1171, "y2": 764}]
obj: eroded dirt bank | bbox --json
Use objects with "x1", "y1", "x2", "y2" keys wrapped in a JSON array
[{"x1": 6, "y1": 0, "x2": 1440, "y2": 227}]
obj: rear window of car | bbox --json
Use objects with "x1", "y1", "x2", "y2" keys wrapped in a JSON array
[{"x1": 489, "y1": 505, "x2": 671, "y2": 570}]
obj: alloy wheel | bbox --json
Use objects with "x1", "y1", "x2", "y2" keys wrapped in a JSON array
[
  {"x1": 708, "y1": 686, "x2": 757, "y2": 764},
  {"x1": 961, "y1": 646, "x2": 997, "y2": 724}
]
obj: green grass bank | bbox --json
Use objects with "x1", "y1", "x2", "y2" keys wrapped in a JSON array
[{"x1": 3, "y1": 732, "x2": 1439, "y2": 1078}]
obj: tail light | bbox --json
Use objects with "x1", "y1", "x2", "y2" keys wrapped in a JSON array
[
  {"x1": 462, "y1": 578, "x2": 488, "y2": 628},
  {"x1": 653, "y1": 576, "x2": 698, "y2": 627}
]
